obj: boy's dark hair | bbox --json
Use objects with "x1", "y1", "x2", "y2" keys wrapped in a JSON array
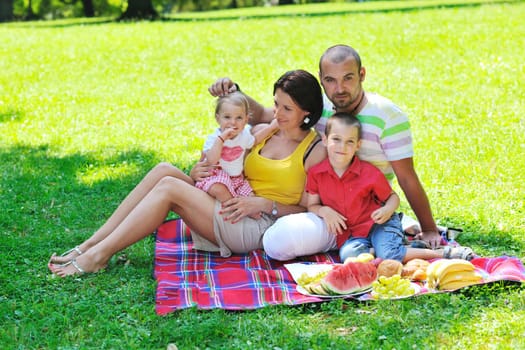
[{"x1": 325, "y1": 112, "x2": 362, "y2": 139}]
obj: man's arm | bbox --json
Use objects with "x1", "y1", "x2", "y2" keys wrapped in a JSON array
[
  {"x1": 390, "y1": 157, "x2": 441, "y2": 248},
  {"x1": 208, "y1": 77, "x2": 274, "y2": 125}
]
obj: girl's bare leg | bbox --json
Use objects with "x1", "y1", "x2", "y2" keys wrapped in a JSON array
[
  {"x1": 51, "y1": 176, "x2": 217, "y2": 277},
  {"x1": 208, "y1": 183, "x2": 234, "y2": 203},
  {"x1": 49, "y1": 163, "x2": 193, "y2": 264}
]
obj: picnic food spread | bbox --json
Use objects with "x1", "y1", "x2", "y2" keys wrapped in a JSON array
[
  {"x1": 371, "y1": 274, "x2": 417, "y2": 299},
  {"x1": 376, "y1": 259, "x2": 404, "y2": 278},
  {"x1": 295, "y1": 254, "x2": 485, "y2": 299},
  {"x1": 155, "y1": 219, "x2": 525, "y2": 313},
  {"x1": 426, "y1": 258, "x2": 483, "y2": 290},
  {"x1": 401, "y1": 258, "x2": 430, "y2": 281}
]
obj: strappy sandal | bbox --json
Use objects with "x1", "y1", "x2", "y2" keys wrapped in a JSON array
[
  {"x1": 62, "y1": 246, "x2": 83, "y2": 257},
  {"x1": 49, "y1": 258, "x2": 86, "y2": 277},
  {"x1": 49, "y1": 246, "x2": 83, "y2": 264},
  {"x1": 70, "y1": 259, "x2": 85, "y2": 275},
  {"x1": 443, "y1": 246, "x2": 475, "y2": 261}
]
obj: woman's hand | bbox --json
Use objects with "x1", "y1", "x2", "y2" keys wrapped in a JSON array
[
  {"x1": 220, "y1": 196, "x2": 265, "y2": 224},
  {"x1": 189, "y1": 158, "x2": 219, "y2": 182}
]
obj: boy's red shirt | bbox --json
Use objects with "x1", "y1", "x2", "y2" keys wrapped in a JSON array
[{"x1": 306, "y1": 157, "x2": 393, "y2": 248}]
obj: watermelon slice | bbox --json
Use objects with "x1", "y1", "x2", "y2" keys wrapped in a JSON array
[
  {"x1": 322, "y1": 262, "x2": 378, "y2": 295},
  {"x1": 346, "y1": 261, "x2": 378, "y2": 290}
]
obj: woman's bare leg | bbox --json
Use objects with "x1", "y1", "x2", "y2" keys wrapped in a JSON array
[
  {"x1": 50, "y1": 163, "x2": 193, "y2": 264},
  {"x1": 51, "y1": 176, "x2": 217, "y2": 277}
]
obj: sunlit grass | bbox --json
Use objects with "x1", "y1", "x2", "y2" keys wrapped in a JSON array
[
  {"x1": 77, "y1": 161, "x2": 142, "y2": 185},
  {"x1": 0, "y1": 1, "x2": 524, "y2": 349}
]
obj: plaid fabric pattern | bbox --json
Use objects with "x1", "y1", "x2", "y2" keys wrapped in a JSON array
[
  {"x1": 154, "y1": 219, "x2": 338, "y2": 314},
  {"x1": 153, "y1": 219, "x2": 525, "y2": 314},
  {"x1": 195, "y1": 169, "x2": 253, "y2": 197}
]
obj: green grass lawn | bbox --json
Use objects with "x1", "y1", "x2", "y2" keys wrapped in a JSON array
[{"x1": 1, "y1": 1, "x2": 524, "y2": 349}]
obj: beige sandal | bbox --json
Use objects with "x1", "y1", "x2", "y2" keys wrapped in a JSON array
[{"x1": 443, "y1": 246, "x2": 475, "y2": 260}]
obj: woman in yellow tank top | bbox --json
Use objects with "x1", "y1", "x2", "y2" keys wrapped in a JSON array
[{"x1": 48, "y1": 70, "x2": 326, "y2": 276}]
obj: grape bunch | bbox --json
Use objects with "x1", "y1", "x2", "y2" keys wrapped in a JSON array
[
  {"x1": 297, "y1": 270, "x2": 329, "y2": 287},
  {"x1": 371, "y1": 274, "x2": 415, "y2": 299}
]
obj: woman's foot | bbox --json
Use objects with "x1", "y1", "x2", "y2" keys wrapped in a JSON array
[
  {"x1": 49, "y1": 252, "x2": 107, "y2": 277},
  {"x1": 49, "y1": 246, "x2": 84, "y2": 265}
]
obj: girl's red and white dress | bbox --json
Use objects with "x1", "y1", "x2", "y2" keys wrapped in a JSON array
[{"x1": 195, "y1": 128, "x2": 255, "y2": 197}]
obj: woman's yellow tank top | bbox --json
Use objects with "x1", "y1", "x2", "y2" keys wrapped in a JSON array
[{"x1": 244, "y1": 129, "x2": 318, "y2": 205}]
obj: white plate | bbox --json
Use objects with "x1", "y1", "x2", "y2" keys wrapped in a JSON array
[
  {"x1": 285, "y1": 262, "x2": 335, "y2": 282},
  {"x1": 296, "y1": 284, "x2": 373, "y2": 299}
]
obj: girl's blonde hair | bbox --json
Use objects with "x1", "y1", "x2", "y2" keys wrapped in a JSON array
[{"x1": 215, "y1": 91, "x2": 250, "y2": 118}]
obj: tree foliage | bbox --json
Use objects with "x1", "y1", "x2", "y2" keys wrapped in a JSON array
[
  {"x1": 119, "y1": 0, "x2": 158, "y2": 19},
  {"x1": 3, "y1": 0, "x2": 318, "y2": 21}
]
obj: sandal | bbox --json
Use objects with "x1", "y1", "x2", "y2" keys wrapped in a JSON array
[
  {"x1": 70, "y1": 259, "x2": 85, "y2": 274},
  {"x1": 49, "y1": 246, "x2": 83, "y2": 264},
  {"x1": 443, "y1": 246, "x2": 475, "y2": 261},
  {"x1": 49, "y1": 258, "x2": 86, "y2": 277}
]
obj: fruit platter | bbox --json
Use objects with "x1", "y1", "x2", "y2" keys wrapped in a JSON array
[{"x1": 285, "y1": 253, "x2": 525, "y2": 300}]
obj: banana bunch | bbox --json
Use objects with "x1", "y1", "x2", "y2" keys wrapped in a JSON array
[{"x1": 426, "y1": 259, "x2": 483, "y2": 290}]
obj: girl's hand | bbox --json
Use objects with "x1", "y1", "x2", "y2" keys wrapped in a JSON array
[
  {"x1": 220, "y1": 196, "x2": 264, "y2": 223},
  {"x1": 221, "y1": 127, "x2": 236, "y2": 141},
  {"x1": 319, "y1": 206, "x2": 347, "y2": 235},
  {"x1": 371, "y1": 207, "x2": 392, "y2": 224}
]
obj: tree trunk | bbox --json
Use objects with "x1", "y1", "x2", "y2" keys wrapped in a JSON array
[
  {"x1": 120, "y1": 0, "x2": 158, "y2": 20},
  {"x1": 81, "y1": 0, "x2": 95, "y2": 17},
  {"x1": 0, "y1": 0, "x2": 14, "y2": 22},
  {"x1": 24, "y1": 0, "x2": 39, "y2": 20}
]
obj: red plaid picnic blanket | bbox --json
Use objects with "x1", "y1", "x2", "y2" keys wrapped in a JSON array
[
  {"x1": 154, "y1": 219, "x2": 338, "y2": 314},
  {"x1": 153, "y1": 219, "x2": 525, "y2": 314}
]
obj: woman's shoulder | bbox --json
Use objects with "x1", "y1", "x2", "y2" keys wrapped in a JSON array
[{"x1": 303, "y1": 133, "x2": 327, "y2": 171}]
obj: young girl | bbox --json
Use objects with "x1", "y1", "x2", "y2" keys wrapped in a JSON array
[{"x1": 195, "y1": 91, "x2": 277, "y2": 202}]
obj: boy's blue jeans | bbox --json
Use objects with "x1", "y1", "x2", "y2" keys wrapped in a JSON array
[{"x1": 339, "y1": 213, "x2": 407, "y2": 262}]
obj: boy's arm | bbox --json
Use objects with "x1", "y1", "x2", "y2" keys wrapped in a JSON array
[
  {"x1": 371, "y1": 192, "x2": 400, "y2": 224},
  {"x1": 383, "y1": 192, "x2": 400, "y2": 214},
  {"x1": 306, "y1": 192, "x2": 323, "y2": 215},
  {"x1": 307, "y1": 192, "x2": 347, "y2": 235}
]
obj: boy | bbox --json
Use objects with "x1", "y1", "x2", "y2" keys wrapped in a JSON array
[{"x1": 306, "y1": 112, "x2": 474, "y2": 262}]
